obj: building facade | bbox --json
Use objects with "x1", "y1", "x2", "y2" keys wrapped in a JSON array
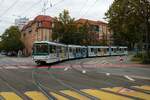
[
  {"x1": 21, "y1": 15, "x2": 53, "y2": 56},
  {"x1": 21, "y1": 16, "x2": 113, "y2": 56},
  {"x1": 76, "y1": 18, "x2": 113, "y2": 45}
]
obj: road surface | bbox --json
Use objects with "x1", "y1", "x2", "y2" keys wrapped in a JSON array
[{"x1": 0, "y1": 55, "x2": 150, "y2": 100}]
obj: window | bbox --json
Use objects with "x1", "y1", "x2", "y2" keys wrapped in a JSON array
[
  {"x1": 69, "y1": 48, "x2": 72, "y2": 52},
  {"x1": 91, "y1": 48, "x2": 94, "y2": 52},
  {"x1": 38, "y1": 22, "x2": 42, "y2": 27},
  {"x1": 98, "y1": 48, "x2": 101, "y2": 52},
  {"x1": 49, "y1": 45, "x2": 56, "y2": 53},
  {"x1": 107, "y1": 48, "x2": 109, "y2": 51},
  {"x1": 114, "y1": 48, "x2": 117, "y2": 53},
  {"x1": 111, "y1": 48, "x2": 114, "y2": 51},
  {"x1": 33, "y1": 43, "x2": 48, "y2": 54}
]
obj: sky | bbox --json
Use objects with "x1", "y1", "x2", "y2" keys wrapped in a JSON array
[{"x1": 0, "y1": 0, "x2": 114, "y2": 35}]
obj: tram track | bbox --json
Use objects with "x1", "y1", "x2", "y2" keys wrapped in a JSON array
[
  {"x1": 66, "y1": 61, "x2": 146, "y2": 100},
  {"x1": 45, "y1": 68, "x2": 99, "y2": 100},
  {"x1": 79, "y1": 60, "x2": 150, "y2": 92},
  {"x1": 0, "y1": 65, "x2": 57, "y2": 100},
  {"x1": 0, "y1": 66, "x2": 31, "y2": 100},
  {"x1": 32, "y1": 67, "x2": 78, "y2": 100},
  {"x1": 31, "y1": 68, "x2": 57, "y2": 100}
]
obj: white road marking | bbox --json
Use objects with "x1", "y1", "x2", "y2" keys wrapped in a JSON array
[
  {"x1": 124, "y1": 75, "x2": 135, "y2": 81},
  {"x1": 106, "y1": 73, "x2": 110, "y2": 76},
  {"x1": 4, "y1": 66, "x2": 18, "y2": 69},
  {"x1": 82, "y1": 70, "x2": 86, "y2": 74},
  {"x1": 19, "y1": 66, "x2": 31, "y2": 69},
  {"x1": 64, "y1": 67, "x2": 69, "y2": 71}
]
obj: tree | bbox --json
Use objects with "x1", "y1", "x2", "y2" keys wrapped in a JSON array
[
  {"x1": 1, "y1": 26, "x2": 24, "y2": 52},
  {"x1": 77, "y1": 21, "x2": 99, "y2": 45},
  {"x1": 52, "y1": 10, "x2": 78, "y2": 44},
  {"x1": 105, "y1": 0, "x2": 150, "y2": 50}
]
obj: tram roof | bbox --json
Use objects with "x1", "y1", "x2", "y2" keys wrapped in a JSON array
[
  {"x1": 68, "y1": 44, "x2": 86, "y2": 48},
  {"x1": 87, "y1": 46, "x2": 109, "y2": 48},
  {"x1": 33, "y1": 41, "x2": 67, "y2": 46}
]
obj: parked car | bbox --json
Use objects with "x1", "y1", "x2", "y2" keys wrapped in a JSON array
[
  {"x1": 7, "y1": 51, "x2": 17, "y2": 56},
  {"x1": 1, "y1": 50, "x2": 7, "y2": 55}
]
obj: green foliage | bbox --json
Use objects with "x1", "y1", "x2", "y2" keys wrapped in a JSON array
[
  {"x1": 0, "y1": 41, "x2": 2, "y2": 51},
  {"x1": 142, "y1": 52, "x2": 150, "y2": 64},
  {"x1": 105, "y1": 0, "x2": 150, "y2": 49},
  {"x1": 52, "y1": 9, "x2": 98, "y2": 45},
  {"x1": 52, "y1": 9, "x2": 78, "y2": 44},
  {"x1": 1, "y1": 26, "x2": 24, "y2": 52}
]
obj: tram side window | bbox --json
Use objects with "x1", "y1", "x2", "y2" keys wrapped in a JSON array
[
  {"x1": 104, "y1": 48, "x2": 107, "y2": 53},
  {"x1": 107, "y1": 48, "x2": 109, "y2": 52},
  {"x1": 69, "y1": 48, "x2": 72, "y2": 52},
  {"x1": 114, "y1": 48, "x2": 117, "y2": 53},
  {"x1": 94, "y1": 48, "x2": 97, "y2": 53},
  {"x1": 124, "y1": 48, "x2": 127, "y2": 51},
  {"x1": 119, "y1": 48, "x2": 122, "y2": 51},
  {"x1": 98, "y1": 48, "x2": 101, "y2": 52},
  {"x1": 49, "y1": 45, "x2": 56, "y2": 53},
  {"x1": 77, "y1": 48, "x2": 79, "y2": 53},
  {"x1": 59, "y1": 46, "x2": 62, "y2": 53},
  {"x1": 91, "y1": 48, "x2": 94, "y2": 52},
  {"x1": 61, "y1": 47, "x2": 65, "y2": 53}
]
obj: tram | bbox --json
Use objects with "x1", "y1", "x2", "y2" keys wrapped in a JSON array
[{"x1": 32, "y1": 41, "x2": 128, "y2": 65}]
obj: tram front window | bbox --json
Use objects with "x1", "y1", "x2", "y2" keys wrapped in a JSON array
[{"x1": 33, "y1": 43, "x2": 49, "y2": 55}]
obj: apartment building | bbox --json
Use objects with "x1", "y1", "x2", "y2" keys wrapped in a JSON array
[
  {"x1": 76, "y1": 18, "x2": 113, "y2": 45},
  {"x1": 21, "y1": 15, "x2": 53, "y2": 56}
]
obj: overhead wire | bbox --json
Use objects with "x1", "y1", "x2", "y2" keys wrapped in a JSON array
[
  {"x1": 0, "y1": 0, "x2": 4, "y2": 7},
  {"x1": 29, "y1": 0, "x2": 65, "y2": 19},
  {"x1": 78, "y1": 0, "x2": 89, "y2": 18},
  {"x1": 19, "y1": 0, "x2": 42, "y2": 15},
  {"x1": 0, "y1": 0, "x2": 20, "y2": 18},
  {"x1": 79, "y1": 0, "x2": 98, "y2": 18},
  {"x1": 38, "y1": 0, "x2": 65, "y2": 14}
]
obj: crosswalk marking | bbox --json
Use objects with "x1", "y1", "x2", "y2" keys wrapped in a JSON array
[
  {"x1": 103, "y1": 87, "x2": 150, "y2": 100},
  {"x1": 132, "y1": 85, "x2": 150, "y2": 91},
  {"x1": 81, "y1": 89, "x2": 133, "y2": 100},
  {"x1": 0, "y1": 92, "x2": 23, "y2": 100},
  {"x1": 50, "y1": 92, "x2": 69, "y2": 100},
  {"x1": 61, "y1": 90, "x2": 90, "y2": 100},
  {"x1": 0, "y1": 85, "x2": 150, "y2": 100},
  {"x1": 24, "y1": 91, "x2": 48, "y2": 100}
]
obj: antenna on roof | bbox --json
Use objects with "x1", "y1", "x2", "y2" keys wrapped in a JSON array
[{"x1": 42, "y1": 0, "x2": 47, "y2": 15}]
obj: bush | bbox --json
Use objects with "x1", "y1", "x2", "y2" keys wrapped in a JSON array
[
  {"x1": 142, "y1": 53, "x2": 150, "y2": 64},
  {"x1": 134, "y1": 53, "x2": 143, "y2": 58}
]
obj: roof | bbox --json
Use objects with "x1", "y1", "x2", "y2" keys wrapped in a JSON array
[
  {"x1": 87, "y1": 46, "x2": 109, "y2": 48},
  {"x1": 21, "y1": 15, "x2": 53, "y2": 31},
  {"x1": 76, "y1": 18, "x2": 107, "y2": 26},
  {"x1": 34, "y1": 15, "x2": 52, "y2": 22},
  {"x1": 21, "y1": 20, "x2": 34, "y2": 31}
]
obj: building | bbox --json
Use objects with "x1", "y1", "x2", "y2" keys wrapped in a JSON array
[
  {"x1": 15, "y1": 17, "x2": 29, "y2": 30},
  {"x1": 21, "y1": 16, "x2": 113, "y2": 56},
  {"x1": 21, "y1": 15, "x2": 53, "y2": 56},
  {"x1": 76, "y1": 18, "x2": 113, "y2": 45}
]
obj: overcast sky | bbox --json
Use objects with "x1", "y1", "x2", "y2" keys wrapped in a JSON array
[{"x1": 0, "y1": 0, "x2": 114, "y2": 35}]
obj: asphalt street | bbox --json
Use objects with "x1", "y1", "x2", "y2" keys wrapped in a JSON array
[{"x1": 0, "y1": 55, "x2": 150, "y2": 100}]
